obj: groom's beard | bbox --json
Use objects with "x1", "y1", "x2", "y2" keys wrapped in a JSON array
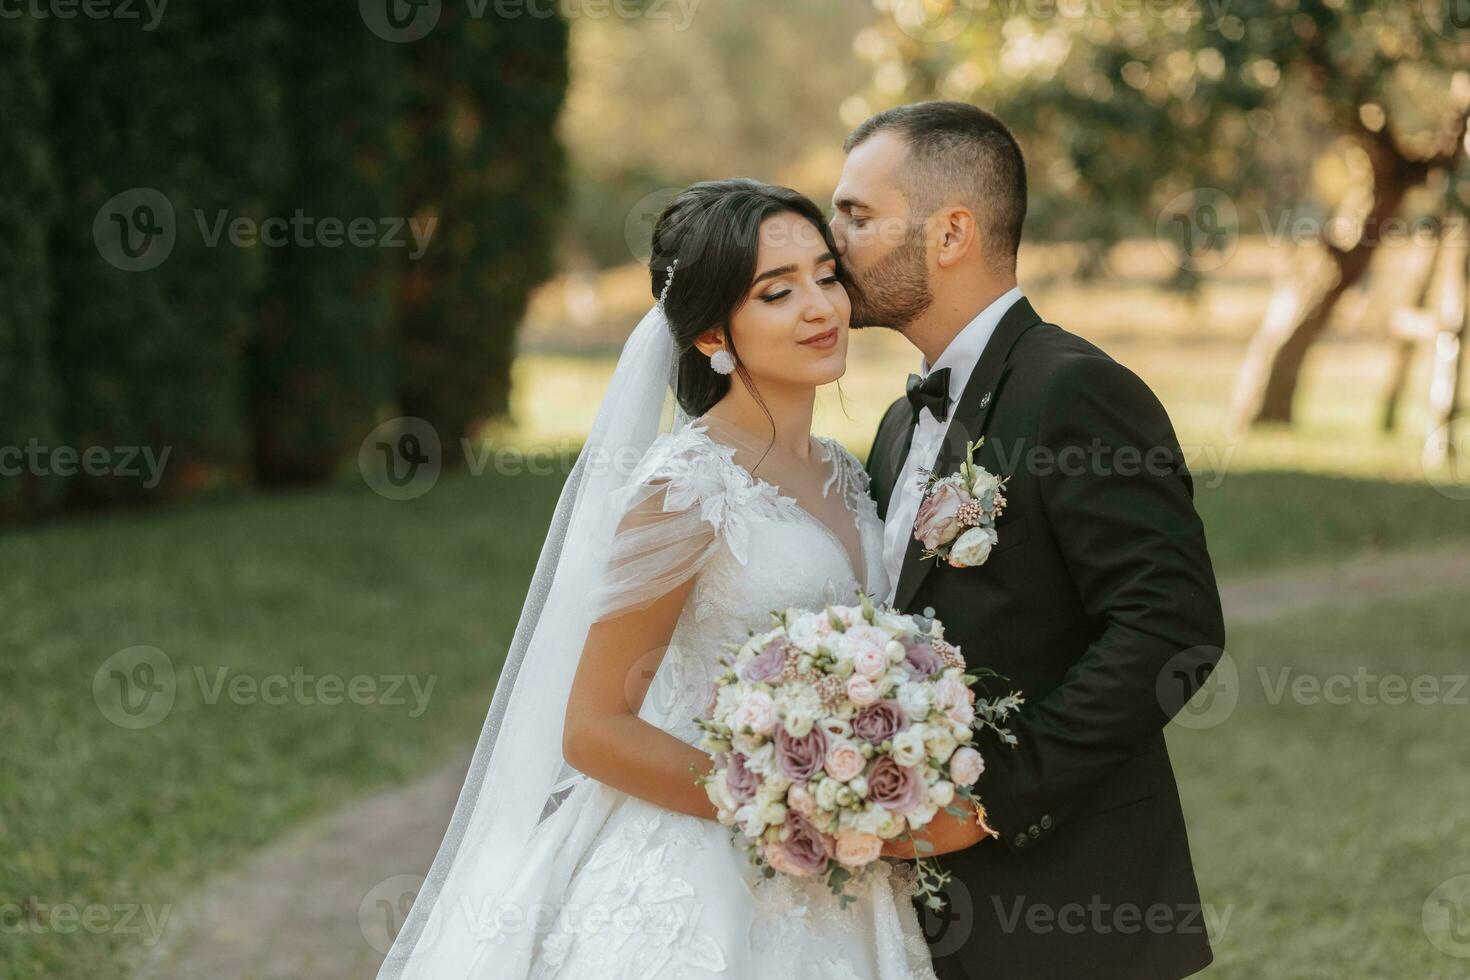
[{"x1": 847, "y1": 231, "x2": 933, "y2": 332}]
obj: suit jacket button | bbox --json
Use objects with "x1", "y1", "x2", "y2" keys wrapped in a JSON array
[
  {"x1": 1040, "y1": 814, "x2": 1053, "y2": 830},
  {"x1": 1027, "y1": 824, "x2": 1041, "y2": 838},
  {"x1": 1013, "y1": 833, "x2": 1028, "y2": 849}
]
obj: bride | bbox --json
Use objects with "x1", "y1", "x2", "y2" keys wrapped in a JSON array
[{"x1": 377, "y1": 179, "x2": 936, "y2": 979}]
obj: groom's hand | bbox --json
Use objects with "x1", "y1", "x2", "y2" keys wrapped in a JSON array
[{"x1": 881, "y1": 803, "x2": 991, "y2": 859}]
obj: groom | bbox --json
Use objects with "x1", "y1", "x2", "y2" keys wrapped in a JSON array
[{"x1": 832, "y1": 101, "x2": 1225, "y2": 979}]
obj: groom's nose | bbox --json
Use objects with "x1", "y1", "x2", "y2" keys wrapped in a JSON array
[
  {"x1": 830, "y1": 217, "x2": 848, "y2": 256},
  {"x1": 806, "y1": 283, "x2": 838, "y2": 320}
]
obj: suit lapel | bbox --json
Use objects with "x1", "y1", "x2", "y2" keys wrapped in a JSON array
[
  {"x1": 892, "y1": 413, "x2": 917, "y2": 489},
  {"x1": 891, "y1": 297, "x2": 1043, "y2": 612}
]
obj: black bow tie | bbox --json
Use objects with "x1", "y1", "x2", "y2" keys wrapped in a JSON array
[{"x1": 905, "y1": 368, "x2": 951, "y2": 424}]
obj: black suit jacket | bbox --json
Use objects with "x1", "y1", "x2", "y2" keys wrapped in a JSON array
[{"x1": 867, "y1": 298, "x2": 1225, "y2": 980}]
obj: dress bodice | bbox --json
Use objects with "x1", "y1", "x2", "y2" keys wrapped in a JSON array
[{"x1": 626, "y1": 423, "x2": 890, "y2": 746}]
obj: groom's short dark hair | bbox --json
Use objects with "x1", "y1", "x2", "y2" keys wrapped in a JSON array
[{"x1": 845, "y1": 100, "x2": 1026, "y2": 273}]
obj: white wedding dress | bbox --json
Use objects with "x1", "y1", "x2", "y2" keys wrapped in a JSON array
[{"x1": 455, "y1": 420, "x2": 937, "y2": 979}]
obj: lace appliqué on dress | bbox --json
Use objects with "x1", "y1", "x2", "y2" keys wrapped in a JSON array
[
  {"x1": 748, "y1": 858, "x2": 936, "y2": 980},
  {"x1": 815, "y1": 435, "x2": 873, "y2": 519},
  {"x1": 534, "y1": 813, "x2": 726, "y2": 979}
]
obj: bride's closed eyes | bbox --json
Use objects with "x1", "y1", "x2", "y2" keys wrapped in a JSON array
[
  {"x1": 753, "y1": 256, "x2": 842, "y2": 304},
  {"x1": 757, "y1": 274, "x2": 840, "y2": 304}
]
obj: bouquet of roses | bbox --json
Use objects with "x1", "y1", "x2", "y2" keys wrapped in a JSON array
[{"x1": 695, "y1": 593, "x2": 1022, "y2": 909}]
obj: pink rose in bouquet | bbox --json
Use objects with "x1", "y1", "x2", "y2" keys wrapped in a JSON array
[
  {"x1": 725, "y1": 750, "x2": 761, "y2": 803},
  {"x1": 866, "y1": 756, "x2": 927, "y2": 812},
  {"x1": 851, "y1": 700, "x2": 908, "y2": 745},
  {"x1": 776, "y1": 810, "x2": 834, "y2": 876},
  {"x1": 775, "y1": 725, "x2": 827, "y2": 783},
  {"x1": 823, "y1": 739, "x2": 866, "y2": 781},
  {"x1": 834, "y1": 831, "x2": 885, "y2": 868}
]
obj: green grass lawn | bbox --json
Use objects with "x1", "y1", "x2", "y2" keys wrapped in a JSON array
[
  {"x1": 2, "y1": 448, "x2": 1467, "y2": 976},
  {"x1": 1168, "y1": 587, "x2": 1470, "y2": 978},
  {"x1": 1194, "y1": 470, "x2": 1470, "y2": 576},
  {"x1": 0, "y1": 469, "x2": 563, "y2": 978}
]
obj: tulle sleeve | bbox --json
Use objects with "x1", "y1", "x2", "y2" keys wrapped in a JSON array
[{"x1": 590, "y1": 427, "x2": 757, "y2": 621}]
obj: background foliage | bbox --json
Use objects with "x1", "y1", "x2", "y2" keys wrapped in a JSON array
[{"x1": 0, "y1": 7, "x2": 569, "y2": 519}]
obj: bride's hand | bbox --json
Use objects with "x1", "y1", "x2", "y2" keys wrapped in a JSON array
[{"x1": 881, "y1": 804, "x2": 991, "y2": 859}]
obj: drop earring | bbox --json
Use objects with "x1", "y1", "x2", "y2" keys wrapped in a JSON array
[{"x1": 710, "y1": 349, "x2": 736, "y2": 375}]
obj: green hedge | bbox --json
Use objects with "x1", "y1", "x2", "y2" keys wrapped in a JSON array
[
  {"x1": 248, "y1": 4, "x2": 401, "y2": 487},
  {"x1": 4, "y1": 11, "x2": 568, "y2": 520},
  {"x1": 0, "y1": 18, "x2": 60, "y2": 518},
  {"x1": 395, "y1": 7, "x2": 570, "y2": 446},
  {"x1": 43, "y1": 8, "x2": 284, "y2": 508}
]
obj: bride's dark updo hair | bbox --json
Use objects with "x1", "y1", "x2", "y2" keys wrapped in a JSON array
[{"x1": 649, "y1": 179, "x2": 849, "y2": 418}]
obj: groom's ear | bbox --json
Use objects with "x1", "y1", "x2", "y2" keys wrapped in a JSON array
[{"x1": 932, "y1": 206, "x2": 979, "y2": 270}]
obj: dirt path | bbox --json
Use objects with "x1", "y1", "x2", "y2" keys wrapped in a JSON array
[
  {"x1": 134, "y1": 757, "x2": 471, "y2": 980},
  {"x1": 137, "y1": 543, "x2": 1470, "y2": 980}
]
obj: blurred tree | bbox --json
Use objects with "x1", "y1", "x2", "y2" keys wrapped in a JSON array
[
  {"x1": 854, "y1": 0, "x2": 1469, "y2": 432},
  {"x1": 248, "y1": 4, "x2": 401, "y2": 487},
  {"x1": 560, "y1": 0, "x2": 875, "y2": 268},
  {"x1": 4, "y1": 9, "x2": 570, "y2": 522},
  {"x1": 0, "y1": 17, "x2": 60, "y2": 518},
  {"x1": 395, "y1": 7, "x2": 569, "y2": 445},
  {"x1": 43, "y1": 6, "x2": 285, "y2": 507}
]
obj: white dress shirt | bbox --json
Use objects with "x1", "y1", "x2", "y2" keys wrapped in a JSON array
[{"x1": 882, "y1": 287, "x2": 1024, "y2": 602}]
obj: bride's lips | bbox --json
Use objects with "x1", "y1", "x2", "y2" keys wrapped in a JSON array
[{"x1": 798, "y1": 327, "x2": 840, "y2": 351}]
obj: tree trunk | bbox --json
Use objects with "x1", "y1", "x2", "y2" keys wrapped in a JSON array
[
  {"x1": 1226, "y1": 142, "x2": 1423, "y2": 437},
  {"x1": 1381, "y1": 228, "x2": 1447, "y2": 433},
  {"x1": 1424, "y1": 239, "x2": 1469, "y2": 468}
]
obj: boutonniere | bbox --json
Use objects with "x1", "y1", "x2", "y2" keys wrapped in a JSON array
[{"x1": 913, "y1": 438, "x2": 1009, "y2": 568}]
